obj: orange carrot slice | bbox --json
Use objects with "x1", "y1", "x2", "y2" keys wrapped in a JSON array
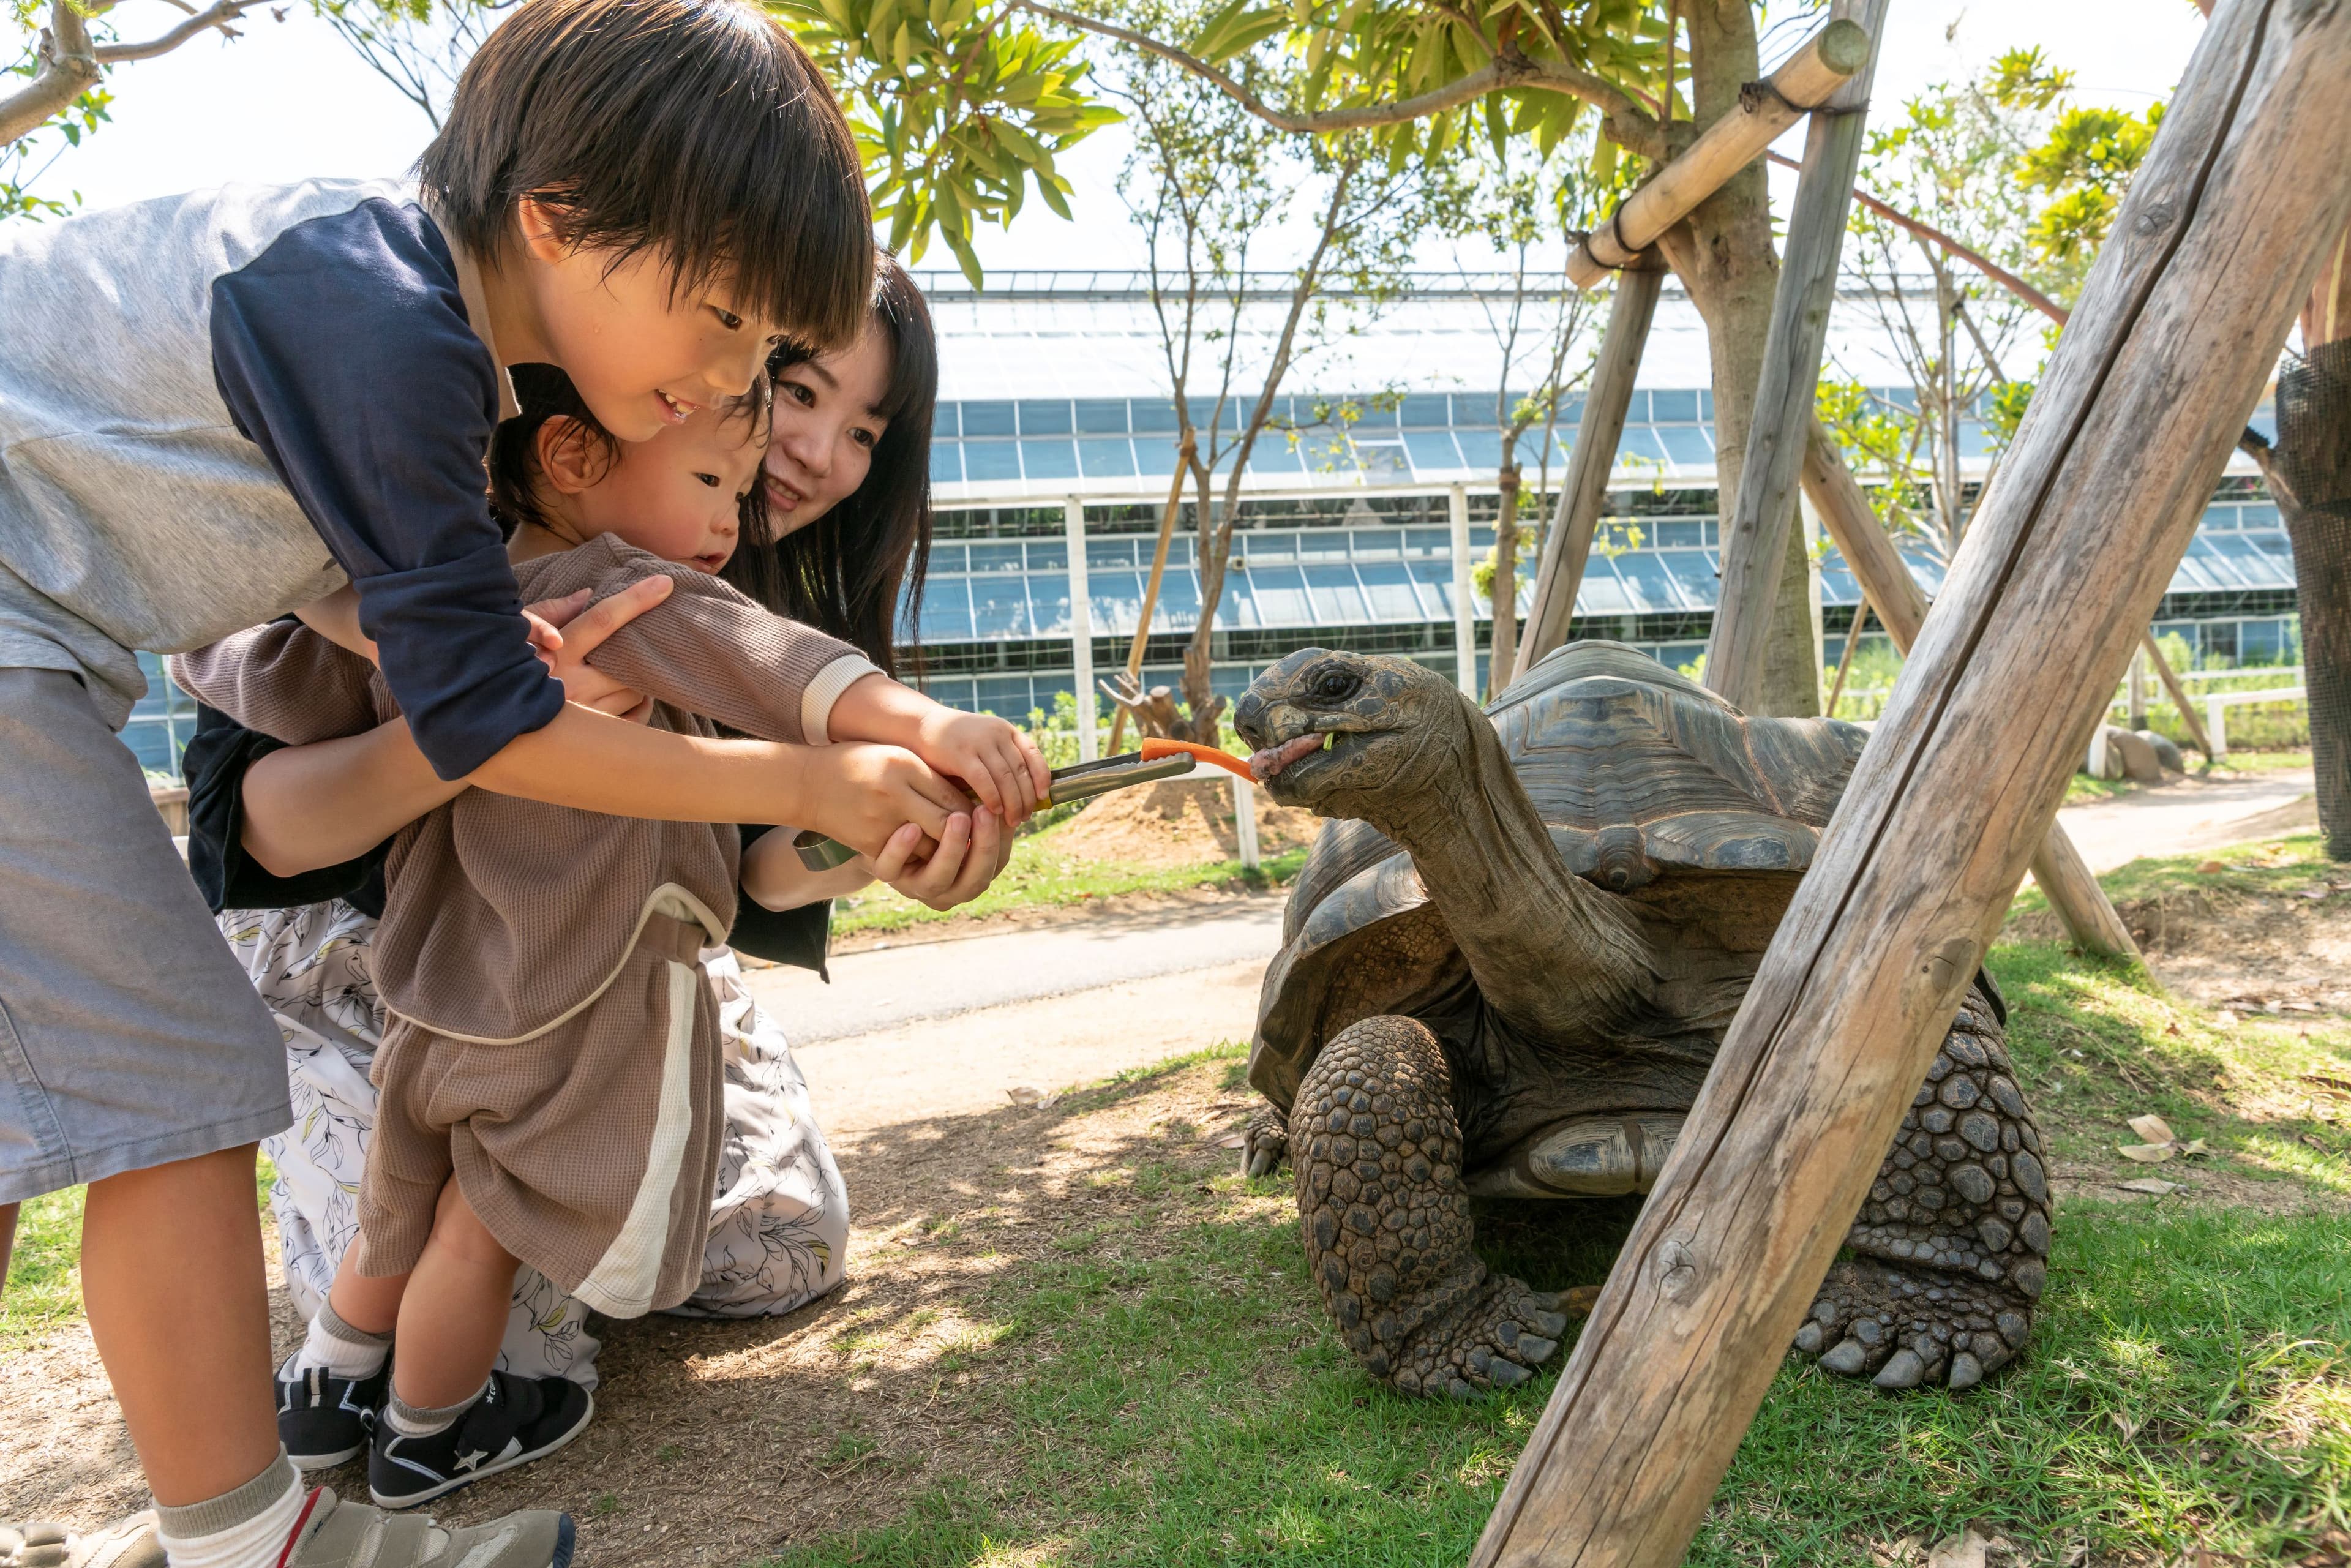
[{"x1": 1141, "y1": 737, "x2": 1256, "y2": 781}]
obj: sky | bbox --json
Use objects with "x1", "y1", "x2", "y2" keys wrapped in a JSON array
[{"x1": 6, "y1": 0, "x2": 2210, "y2": 273}]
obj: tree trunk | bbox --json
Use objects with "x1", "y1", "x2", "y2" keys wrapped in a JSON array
[
  {"x1": 2276, "y1": 231, "x2": 2351, "y2": 856},
  {"x1": 1657, "y1": 0, "x2": 1820, "y2": 717},
  {"x1": 1488, "y1": 462, "x2": 1523, "y2": 700},
  {"x1": 1179, "y1": 456, "x2": 1228, "y2": 743}
]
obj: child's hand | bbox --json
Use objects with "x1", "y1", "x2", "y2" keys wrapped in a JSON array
[
  {"x1": 911, "y1": 707, "x2": 1050, "y2": 825},
  {"x1": 868, "y1": 803, "x2": 1014, "y2": 912},
  {"x1": 798, "y1": 743, "x2": 970, "y2": 858}
]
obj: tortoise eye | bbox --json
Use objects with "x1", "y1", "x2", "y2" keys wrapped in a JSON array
[{"x1": 1312, "y1": 669, "x2": 1359, "y2": 702}]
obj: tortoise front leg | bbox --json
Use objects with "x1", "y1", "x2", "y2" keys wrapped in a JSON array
[
  {"x1": 1293, "y1": 1015, "x2": 1570, "y2": 1397},
  {"x1": 1242, "y1": 1101, "x2": 1289, "y2": 1178}
]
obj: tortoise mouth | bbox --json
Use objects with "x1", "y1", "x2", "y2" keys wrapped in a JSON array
[{"x1": 1249, "y1": 733, "x2": 1329, "y2": 782}]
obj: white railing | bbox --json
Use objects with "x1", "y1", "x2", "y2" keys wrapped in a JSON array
[{"x1": 2204, "y1": 686, "x2": 2308, "y2": 758}]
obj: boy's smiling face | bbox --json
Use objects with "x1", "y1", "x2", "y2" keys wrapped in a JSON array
[{"x1": 507, "y1": 198, "x2": 787, "y2": 444}]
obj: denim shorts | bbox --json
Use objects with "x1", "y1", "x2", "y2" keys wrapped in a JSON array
[{"x1": 0, "y1": 665, "x2": 289, "y2": 1204}]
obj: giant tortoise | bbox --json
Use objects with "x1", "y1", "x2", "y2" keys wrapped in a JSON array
[{"x1": 1229, "y1": 641, "x2": 2050, "y2": 1398}]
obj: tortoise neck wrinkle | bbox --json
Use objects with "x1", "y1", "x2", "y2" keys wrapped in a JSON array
[{"x1": 1379, "y1": 694, "x2": 1655, "y2": 1043}]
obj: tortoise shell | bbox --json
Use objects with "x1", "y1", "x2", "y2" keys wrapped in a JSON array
[{"x1": 1249, "y1": 640, "x2": 1869, "y2": 1109}]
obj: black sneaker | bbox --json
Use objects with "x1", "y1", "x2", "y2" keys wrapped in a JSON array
[
  {"x1": 369, "y1": 1371, "x2": 594, "y2": 1510},
  {"x1": 277, "y1": 1356, "x2": 389, "y2": 1469}
]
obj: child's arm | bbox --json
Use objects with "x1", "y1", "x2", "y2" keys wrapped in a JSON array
[
  {"x1": 167, "y1": 621, "x2": 384, "y2": 745},
  {"x1": 533, "y1": 542, "x2": 1050, "y2": 822},
  {"x1": 825, "y1": 675, "x2": 1051, "y2": 823}
]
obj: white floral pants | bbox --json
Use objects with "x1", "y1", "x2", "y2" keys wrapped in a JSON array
[{"x1": 221, "y1": 899, "x2": 850, "y2": 1389}]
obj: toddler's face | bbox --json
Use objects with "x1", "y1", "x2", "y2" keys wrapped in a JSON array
[
  {"x1": 563, "y1": 411, "x2": 767, "y2": 574},
  {"x1": 519, "y1": 206, "x2": 784, "y2": 445},
  {"x1": 763, "y1": 324, "x2": 893, "y2": 536}
]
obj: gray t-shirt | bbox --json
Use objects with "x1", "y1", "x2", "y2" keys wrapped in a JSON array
[{"x1": 0, "y1": 178, "x2": 558, "y2": 775}]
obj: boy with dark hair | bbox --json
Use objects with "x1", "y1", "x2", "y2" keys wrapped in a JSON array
[{"x1": 0, "y1": 2, "x2": 950, "y2": 1563}]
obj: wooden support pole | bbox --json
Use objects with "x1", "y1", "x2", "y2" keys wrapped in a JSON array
[
  {"x1": 1703, "y1": 0, "x2": 1887, "y2": 715},
  {"x1": 1449, "y1": 482, "x2": 1477, "y2": 697},
  {"x1": 1105, "y1": 449, "x2": 1191, "y2": 752},
  {"x1": 1567, "y1": 17, "x2": 1870, "y2": 289},
  {"x1": 1513, "y1": 264, "x2": 1666, "y2": 680},
  {"x1": 2141, "y1": 629, "x2": 2218, "y2": 756},
  {"x1": 1801, "y1": 421, "x2": 2142, "y2": 962},
  {"x1": 1065, "y1": 495, "x2": 1097, "y2": 762},
  {"x1": 1825, "y1": 596, "x2": 1872, "y2": 715},
  {"x1": 1472, "y1": 10, "x2": 2351, "y2": 1563}
]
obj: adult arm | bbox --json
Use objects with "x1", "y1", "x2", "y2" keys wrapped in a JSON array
[{"x1": 181, "y1": 705, "x2": 387, "y2": 914}]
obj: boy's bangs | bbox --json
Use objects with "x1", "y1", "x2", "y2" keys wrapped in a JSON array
[{"x1": 425, "y1": 0, "x2": 874, "y2": 350}]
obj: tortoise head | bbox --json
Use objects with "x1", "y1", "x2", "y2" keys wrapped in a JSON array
[{"x1": 1233, "y1": 649, "x2": 1471, "y2": 817}]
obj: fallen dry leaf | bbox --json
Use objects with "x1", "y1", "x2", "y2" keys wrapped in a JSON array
[
  {"x1": 2196, "y1": 860, "x2": 2226, "y2": 874},
  {"x1": 2129, "y1": 1114, "x2": 2177, "y2": 1143},
  {"x1": 2302, "y1": 887, "x2": 2333, "y2": 901},
  {"x1": 1004, "y1": 1086, "x2": 1060, "y2": 1109},
  {"x1": 1210, "y1": 1132, "x2": 1247, "y2": 1150},
  {"x1": 2120, "y1": 1144, "x2": 2177, "y2": 1163},
  {"x1": 1927, "y1": 1524, "x2": 1992, "y2": 1568},
  {"x1": 2120, "y1": 1114, "x2": 2207, "y2": 1163},
  {"x1": 2117, "y1": 1177, "x2": 2181, "y2": 1195},
  {"x1": 2214, "y1": 1010, "x2": 2238, "y2": 1028}
]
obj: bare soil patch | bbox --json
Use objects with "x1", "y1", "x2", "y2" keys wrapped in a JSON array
[
  {"x1": 1041, "y1": 776, "x2": 1321, "y2": 868},
  {"x1": 2008, "y1": 862, "x2": 2351, "y2": 1014}
]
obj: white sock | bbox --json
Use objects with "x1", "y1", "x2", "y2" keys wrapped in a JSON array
[
  {"x1": 384, "y1": 1378, "x2": 489, "y2": 1439},
  {"x1": 289, "y1": 1300, "x2": 389, "y2": 1380},
  {"x1": 154, "y1": 1451, "x2": 307, "y2": 1568}
]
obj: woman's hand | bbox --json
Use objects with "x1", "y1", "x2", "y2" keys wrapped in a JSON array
[
  {"x1": 795, "y1": 742, "x2": 972, "y2": 859},
  {"x1": 523, "y1": 576, "x2": 672, "y2": 720},
  {"x1": 869, "y1": 803, "x2": 1013, "y2": 912}
]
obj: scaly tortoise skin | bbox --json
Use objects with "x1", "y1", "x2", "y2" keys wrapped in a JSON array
[{"x1": 1231, "y1": 642, "x2": 2049, "y2": 1398}]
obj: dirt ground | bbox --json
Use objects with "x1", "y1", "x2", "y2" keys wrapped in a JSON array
[
  {"x1": 0, "y1": 1058, "x2": 1276, "y2": 1564},
  {"x1": 2008, "y1": 849, "x2": 2351, "y2": 1014},
  {"x1": 1041, "y1": 776, "x2": 1322, "y2": 868}
]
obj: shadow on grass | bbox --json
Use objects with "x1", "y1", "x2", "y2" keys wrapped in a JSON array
[{"x1": 756, "y1": 1037, "x2": 2349, "y2": 1568}]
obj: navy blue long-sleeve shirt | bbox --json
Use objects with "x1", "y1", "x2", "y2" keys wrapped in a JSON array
[{"x1": 0, "y1": 178, "x2": 559, "y2": 775}]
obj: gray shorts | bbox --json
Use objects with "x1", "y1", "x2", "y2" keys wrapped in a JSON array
[{"x1": 0, "y1": 666, "x2": 290, "y2": 1204}]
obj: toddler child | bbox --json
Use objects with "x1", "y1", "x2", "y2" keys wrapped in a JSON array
[{"x1": 174, "y1": 356, "x2": 1038, "y2": 1507}]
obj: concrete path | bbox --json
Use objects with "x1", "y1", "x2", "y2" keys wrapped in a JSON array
[
  {"x1": 2052, "y1": 767, "x2": 2316, "y2": 873},
  {"x1": 754, "y1": 765, "x2": 2320, "y2": 1133}
]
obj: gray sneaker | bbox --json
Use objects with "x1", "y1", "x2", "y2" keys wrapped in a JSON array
[
  {"x1": 281, "y1": 1489, "x2": 575, "y2": 1566},
  {"x1": 0, "y1": 1514, "x2": 163, "y2": 1567}
]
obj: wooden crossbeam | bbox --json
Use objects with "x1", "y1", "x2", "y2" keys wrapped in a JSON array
[
  {"x1": 1566, "y1": 18, "x2": 1869, "y2": 291},
  {"x1": 1471, "y1": 5, "x2": 2351, "y2": 1562}
]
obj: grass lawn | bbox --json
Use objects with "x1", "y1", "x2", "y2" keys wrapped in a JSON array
[
  {"x1": 760, "y1": 841, "x2": 2349, "y2": 1568},
  {"x1": 3, "y1": 1159, "x2": 277, "y2": 1351},
  {"x1": 831, "y1": 839, "x2": 1310, "y2": 939}
]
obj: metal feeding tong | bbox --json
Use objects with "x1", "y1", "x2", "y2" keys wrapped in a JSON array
[{"x1": 790, "y1": 749, "x2": 1200, "y2": 871}]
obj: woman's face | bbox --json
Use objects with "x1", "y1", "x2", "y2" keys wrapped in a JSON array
[{"x1": 763, "y1": 323, "x2": 893, "y2": 536}]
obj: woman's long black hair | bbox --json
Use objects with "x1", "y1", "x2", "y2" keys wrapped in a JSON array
[
  {"x1": 727, "y1": 253, "x2": 935, "y2": 677},
  {"x1": 487, "y1": 254, "x2": 936, "y2": 669}
]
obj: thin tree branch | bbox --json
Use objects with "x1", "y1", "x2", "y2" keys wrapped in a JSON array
[
  {"x1": 1768, "y1": 146, "x2": 2066, "y2": 324},
  {"x1": 93, "y1": 0, "x2": 267, "y2": 64},
  {"x1": 1010, "y1": 0, "x2": 1660, "y2": 152}
]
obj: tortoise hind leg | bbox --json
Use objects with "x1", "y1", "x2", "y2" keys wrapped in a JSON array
[
  {"x1": 1796, "y1": 983, "x2": 2050, "y2": 1390},
  {"x1": 1294, "y1": 1015, "x2": 1570, "y2": 1397}
]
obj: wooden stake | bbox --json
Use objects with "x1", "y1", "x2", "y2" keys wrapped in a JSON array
[
  {"x1": 2140, "y1": 629, "x2": 2218, "y2": 756},
  {"x1": 1802, "y1": 420, "x2": 2142, "y2": 962},
  {"x1": 1703, "y1": 0, "x2": 1888, "y2": 715},
  {"x1": 1472, "y1": 9, "x2": 2351, "y2": 1562},
  {"x1": 1513, "y1": 264, "x2": 1665, "y2": 679},
  {"x1": 1567, "y1": 17, "x2": 1870, "y2": 289},
  {"x1": 1825, "y1": 596, "x2": 1872, "y2": 715},
  {"x1": 1106, "y1": 441, "x2": 1191, "y2": 752}
]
